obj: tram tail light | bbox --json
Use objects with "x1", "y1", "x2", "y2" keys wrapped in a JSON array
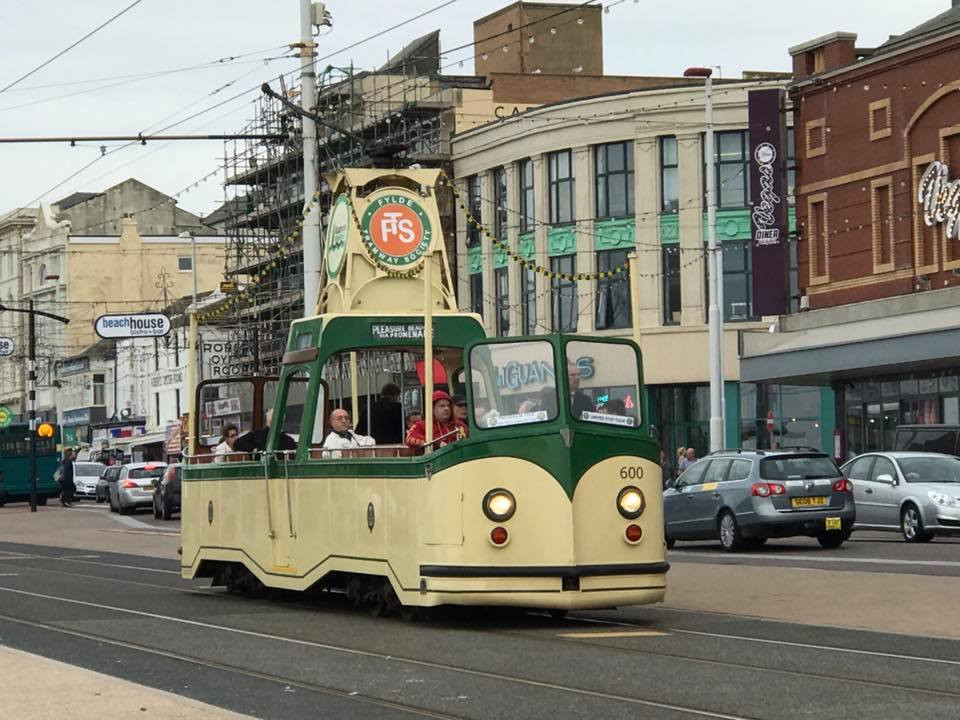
[
  {"x1": 751, "y1": 482, "x2": 786, "y2": 497},
  {"x1": 490, "y1": 527, "x2": 509, "y2": 546},
  {"x1": 625, "y1": 524, "x2": 643, "y2": 543},
  {"x1": 832, "y1": 478, "x2": 853, "y2": 494}
]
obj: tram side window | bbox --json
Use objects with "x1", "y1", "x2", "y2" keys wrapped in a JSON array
[
  {"x1": 469, "y1": 340, "x2": 557, "y2": 429},
  {"x1": 280, "y1": 371, "x2": 309, "y2": 442},
  {"x1": 565, "y1": 341, "x2": 641, "y2": 429},
  {"x1": 199, "y1": 381, "x2": 255, "y2": 447}
]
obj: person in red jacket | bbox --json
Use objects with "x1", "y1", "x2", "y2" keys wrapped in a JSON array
[{"x1": 405, "y1": 390, "x2": 468, "y2": 448}]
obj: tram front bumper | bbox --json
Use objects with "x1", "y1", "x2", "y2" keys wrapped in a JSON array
[{"x1": 416, "y1": 561, "x2": 669, "y2": 609}]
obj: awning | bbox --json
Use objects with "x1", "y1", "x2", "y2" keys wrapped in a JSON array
[
  {"x1": 740, "y1": 304, "x2": 960, "y2": 385},
  {"x1": 107, "y1": 431, "x2": 168, "y2": 450}
]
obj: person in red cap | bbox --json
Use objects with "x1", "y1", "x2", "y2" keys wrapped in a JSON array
[{"x1": 405, "y1": 390, "x2": 468, "y2": 448}]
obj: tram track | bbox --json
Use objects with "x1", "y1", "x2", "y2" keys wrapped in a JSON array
[{"x1": 0, "y1": 549, "x2": 958, "y2": 718}]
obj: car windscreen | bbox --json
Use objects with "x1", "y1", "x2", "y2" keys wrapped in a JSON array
[
  {"x1": 128, "y1": 467, "x2": 165, "y2": 479},
  {"x1": 74, "y1": 463, "x2": 105, "y2": 476},
  {"x1": 760, "y1": 455, "x2": 840, "y2": 480},
  {"x1": 898, "y1": 457, "x2": 960, "y2": 483}
]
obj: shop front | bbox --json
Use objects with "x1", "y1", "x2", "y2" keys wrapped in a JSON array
[{"x1": 61, "y1": 406, "x2": 107, "y2": 447}]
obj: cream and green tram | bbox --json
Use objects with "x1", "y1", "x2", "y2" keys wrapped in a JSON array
[{"x1": 181, "y1": 312, "x2": 668, "y2": 612}]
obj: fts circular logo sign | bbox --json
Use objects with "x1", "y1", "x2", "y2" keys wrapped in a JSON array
[
  {"x1": 361, "y1": 191, "x2": 432, "y2": 269},
  {"x1": 325, "y1": 194, "x2": 350, "y2": 278}
]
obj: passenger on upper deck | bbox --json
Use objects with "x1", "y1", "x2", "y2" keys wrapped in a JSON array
[
  {"x1": 568, "y1": 360, "x2": 593, "y2": 420},
  {"x1": 357, "y1": 383, "x2": 403, "y2": 444},
  {"x1": 405, "y1": 390, "x2": 467, "y2": 448},
  {"x1": 322, "y1": 408, "x2": 375, "y2": 457}
]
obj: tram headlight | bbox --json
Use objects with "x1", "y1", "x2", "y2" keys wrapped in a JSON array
[
  {"x1": 617, "y1": 486, "x2": 645, "y2": 519},
  {"x1": 483, "y1": 488, "x2": 516, "y2": 522}
]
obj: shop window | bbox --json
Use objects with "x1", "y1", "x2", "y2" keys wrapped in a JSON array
[
  {"x1": 662, "y1": 246, "x2": 681, "y2": 325},
  {"x1": 494, "y1": 266, "x2": 509, "y2": 337},
  {"x1": 469, "y1": 273, "x2": 483, "y2": 320},
  {"x1": 519, "y1": 158, "x2": 535, "y2": 233},
  {"x1": 595, "y1": 141, "x2": 634, "y2": 218},
  {"x1": 493, "y1": 167, "x2": 507, "y2": 239},
  {"x1": 466, "y1": 175, "x2": 481, "y2": 245},
  {"x1": 550, "y1": 255, "x2": 577, "y2": 332},
  {"x1": 548, "y1": 150, "x2": 575, "y2": 224},
  {"x1": 521, "y1": 267, "x2": 537, "y2": 335},
  {"x1": 660, "y1": 136, "x2": 678, "y2": 213},
  {"x1": 596, "y1": 250, "x2": 631, "y2": 330}
]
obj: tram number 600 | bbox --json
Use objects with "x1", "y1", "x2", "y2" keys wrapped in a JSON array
[{"x1": 619, "y1": 466, "x2": 644, "y2": 480}]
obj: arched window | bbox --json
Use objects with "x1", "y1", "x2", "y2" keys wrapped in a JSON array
[{"x1": 38, "y1": 264, "x2": 46, "y2": 285}]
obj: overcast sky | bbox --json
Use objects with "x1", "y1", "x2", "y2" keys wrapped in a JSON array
[{"x1": 0, "y1": 0, "x2": 950, "y2": 220}]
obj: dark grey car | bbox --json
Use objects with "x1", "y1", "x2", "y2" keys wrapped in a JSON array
[{"x1": 664, "y1": 450, "x2": 856, "y2": 551}]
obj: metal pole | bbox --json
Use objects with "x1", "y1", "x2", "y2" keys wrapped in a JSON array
[
  {"x1": 423, "y1": 253, "x2": 434, "y2": 449},
  {"x1": 191, "y1": 232, "x2": 198, "y2": 312},
  {"x1": 187, "y1": 311, "x2": 198, "y2": 456},
  {"x1": 299, "y1": 0, "x2": 322, "y2": 318},
  {"x1": 628, "y1": 252, "x2": 642, "y2": 351},
  {"x1": 28, "y1": 299, "x2": 37, "y2": 512},
  {"x1": 705, "y1": 74, "x2": 723, "y2": 453}
]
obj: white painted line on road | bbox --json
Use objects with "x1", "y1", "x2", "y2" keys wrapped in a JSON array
[
  {"x1": 559, "y1": 630, "x2": 668, "y2": 639},
  {"x1": 56, "y1": 555, "x2": 101, "y2": 559},
  {"x1": 0, "y1": 573, "x2": 18, "y2": 577},
  {"x1": 0, "y1": 585, "x2": 754, "y2": 720},
  {"x1": 106, "y1": 514, "x2": 171, "y2": 531},
  {"x1": 574, "y1": 617, "x2": 960, "y2": 667},
  {"x1": 673, "y1": 552, "x2": 960, "y2": 568}
]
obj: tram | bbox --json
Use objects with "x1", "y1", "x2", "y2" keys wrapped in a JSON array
[
  {"x1": 181, "y1": 168, "x2": 667, "y2": 612},
  {"x1": 0, "y1": 423, "x2": 61, "y2": 506}
]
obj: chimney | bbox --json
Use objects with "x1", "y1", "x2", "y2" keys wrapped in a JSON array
[{"x1": 788, "y1": 31, "x2": 858, "y2": 80}]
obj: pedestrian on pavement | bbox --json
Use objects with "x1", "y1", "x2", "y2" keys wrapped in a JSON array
[
  {"x1": 683, "y1": 447, "x2": 698, "y2": 469},
  {"x1": 660, "y1": 448, "x2": 675, "y2": 488},
  {"x1": 59, "y1": 449, "x2": 76, "y2": 507}
]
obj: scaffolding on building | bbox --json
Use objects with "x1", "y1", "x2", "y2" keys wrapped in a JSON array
[{"x1": 216, "y1": 31, "x2": 485, "y2": 375}]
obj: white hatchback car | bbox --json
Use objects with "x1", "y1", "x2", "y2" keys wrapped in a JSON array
[
  {"x1": 842, "y1": 452, "x2": 960, "y2": 542},
  {"x1": 72, "y1": 462, "x2": 105, "y2": 498}
]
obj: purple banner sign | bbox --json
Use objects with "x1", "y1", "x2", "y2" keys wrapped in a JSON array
[{"x1": 748, "y1": 88, "x2": 788, "y2": 316}]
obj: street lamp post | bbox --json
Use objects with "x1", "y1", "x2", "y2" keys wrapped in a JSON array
[
  {"x1": 0, "y1": 301, "x2": 70, "y2": 511},
  {"x1": 684, "y1": 67, "x2": 724, "y2": 453}
]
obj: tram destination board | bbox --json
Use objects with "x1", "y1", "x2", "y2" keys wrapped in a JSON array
[{"x1": 371, "y1": 323, "x2": 436, "y2": 340}]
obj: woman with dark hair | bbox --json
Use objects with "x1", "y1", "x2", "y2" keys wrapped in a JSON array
[{"x1": 213, "y1": 424, "x2": 238, "y2": 463}]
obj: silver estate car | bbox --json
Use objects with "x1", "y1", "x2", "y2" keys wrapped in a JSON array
[
  {"x1": 109, "y1": 462, "x2": 166, "y2": 514},
  {"x1": 664, "y1": 450, "x2": 856, "y2": 551},
  {"x1": 842, "y1": 452, "x2": 960, "y2": 542}
]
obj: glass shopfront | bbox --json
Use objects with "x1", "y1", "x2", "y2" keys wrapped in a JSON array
[{"x1": 842, "y1": 370, "x2": 960, "y2": 459}]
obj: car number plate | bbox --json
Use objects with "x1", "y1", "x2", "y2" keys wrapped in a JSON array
[
  {"x1": 791, "y1": 496, "x2": 828, "y2": 508},
  {"x1": 824, "y1": 517, "x2": 842, "y2": 531}
]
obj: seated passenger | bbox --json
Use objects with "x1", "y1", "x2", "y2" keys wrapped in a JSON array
[
  {"x1": 234, "y1": 408, "x2": 297, "y2": 455},
  {"x1": 452, "y1": 396, "x2": 469, "y2": 424},
  {"x1": 322, "y1": 408, "x2": 375, "y2": 457},
  {"x1": 357, "y1": 383, "x2": 404, "y2": 444},
  {"x1": 606, "y1": 398, "x2": 627, "y2": 416},
  {"x1": 405, "y1": 411, "x2": 423, "y2": 431},
  {"x1": 405, "y1": 390, "x2": 468, "y2": 448},
  {"x1": 213, "y1": 424, "x2": 238, "y2": 463}
]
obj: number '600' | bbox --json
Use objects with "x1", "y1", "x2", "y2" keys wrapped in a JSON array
[{"x1": 619, "y1": 466, "x2": 643, "y2": 480}]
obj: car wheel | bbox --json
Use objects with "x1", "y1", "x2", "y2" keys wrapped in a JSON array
[
  {"x1": 718, "y1": 511, "x2": 745, "y2": 552},
  {"x1": 153, "y1": 496, "x2": 162, "y2": 519},
  {"x1": 161, "y1": 497, "x2": 174, "y2": 521},
  {"x1": 745, "y1": 537, "x2": 767, "y2": 549},
  {"x1": 665, "y1": 536, "x2": 676, "y2": 549},
  {"x1": 37, "y1": 496, "x2": 47, "y2": 506},
  {"x1": 901, "y1": 504, "x2": 934, "y2": 543},
  {"x1": 816, "y1": 532, "x2": 844, "y2": 549}
]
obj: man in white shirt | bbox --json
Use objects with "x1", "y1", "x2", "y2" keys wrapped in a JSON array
[{"x1": 321, "y1": 408, "x2": 375, "y2": 458}]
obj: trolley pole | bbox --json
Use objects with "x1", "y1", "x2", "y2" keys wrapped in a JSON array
[{"x1": 0, "y1": 301, "x2": 70, "y2": 512}]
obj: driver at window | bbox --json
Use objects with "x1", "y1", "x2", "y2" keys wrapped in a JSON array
[
  {"x1": 405, "y1": 390, "x2": 467, "y2": 448},
  {"x1": 322, "y1": 408, "x2": 375, "y2": 457},
  {"x1": 567, "y1": 360, "x2": 593, "y2": 419}
]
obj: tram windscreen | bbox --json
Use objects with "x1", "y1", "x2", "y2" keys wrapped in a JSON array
[
  {"x1": 469, "y1": 340, "x2": 557, "y2": 429},
  {"x1": 565, "y1": 341, "x2": 641, "y2": 429},
  {"x1": 199, "y1": 381, "x2": 255, "y2": 446}
]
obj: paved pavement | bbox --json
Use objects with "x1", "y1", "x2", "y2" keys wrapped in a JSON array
[{"x1": 1, "y1": 503, "x2": 959, "y2": 719}]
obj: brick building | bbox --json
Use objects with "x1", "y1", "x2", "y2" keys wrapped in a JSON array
[{"x1": 740, "y1": 4, "x2": 960, "y2": 457}]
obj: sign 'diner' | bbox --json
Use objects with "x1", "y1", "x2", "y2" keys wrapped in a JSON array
[{"x1": 918, "y1": 160, "x2": 960, "y2": 238}]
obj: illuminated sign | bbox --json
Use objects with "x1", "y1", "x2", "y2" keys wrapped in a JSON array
[
  {"x1": 94, "y1": 313, "x2": 170, "y2": 338},
  {"x1": 325, "y1": 194, "x2": 350, "y2": 278},
  {"x1": 918, "y1": 160, "x2": 960, "y2": 238},
  {"x1": 360, "y1": 191, "x2": 432, "y2": 269}
]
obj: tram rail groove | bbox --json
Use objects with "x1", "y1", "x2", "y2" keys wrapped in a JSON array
[{"x1": 0, "y1": 584, "x2": 757, "y2": 720}]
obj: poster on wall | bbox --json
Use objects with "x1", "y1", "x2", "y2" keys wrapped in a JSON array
[{"x1": 748, "y1": 88, "x2": 788, "y2": 316}]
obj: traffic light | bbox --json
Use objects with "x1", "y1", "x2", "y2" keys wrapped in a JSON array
[{"x1": 36, "y1": 422, "x2": 54, "y2": 438}]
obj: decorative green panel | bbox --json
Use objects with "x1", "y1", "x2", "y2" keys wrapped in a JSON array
[
  {"x1": 659, "y1": 214, "x2": 679, "y2": 245},
  {"x1": 518, "y1": 232, "x2": 535, "y2": 261},
  {"x1": 493, "y1": 242, "x2": 508, "y2": 268},
  {"x1": 594, "y1": 216, "x2": 636, "y2": 251},
  {"x1": 547, "y1": 225, "x2": 577, "y2": 257},
  {"x1": 702, "y1": 209, "x2": 751, "y2": 243},
  {"x1": 467, "y1": 244, "x2": 482, "y2": 274}
]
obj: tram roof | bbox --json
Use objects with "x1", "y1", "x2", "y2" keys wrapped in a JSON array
[{"x1": 283, "y1": 312, "x2": 486, "y2": 364}]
